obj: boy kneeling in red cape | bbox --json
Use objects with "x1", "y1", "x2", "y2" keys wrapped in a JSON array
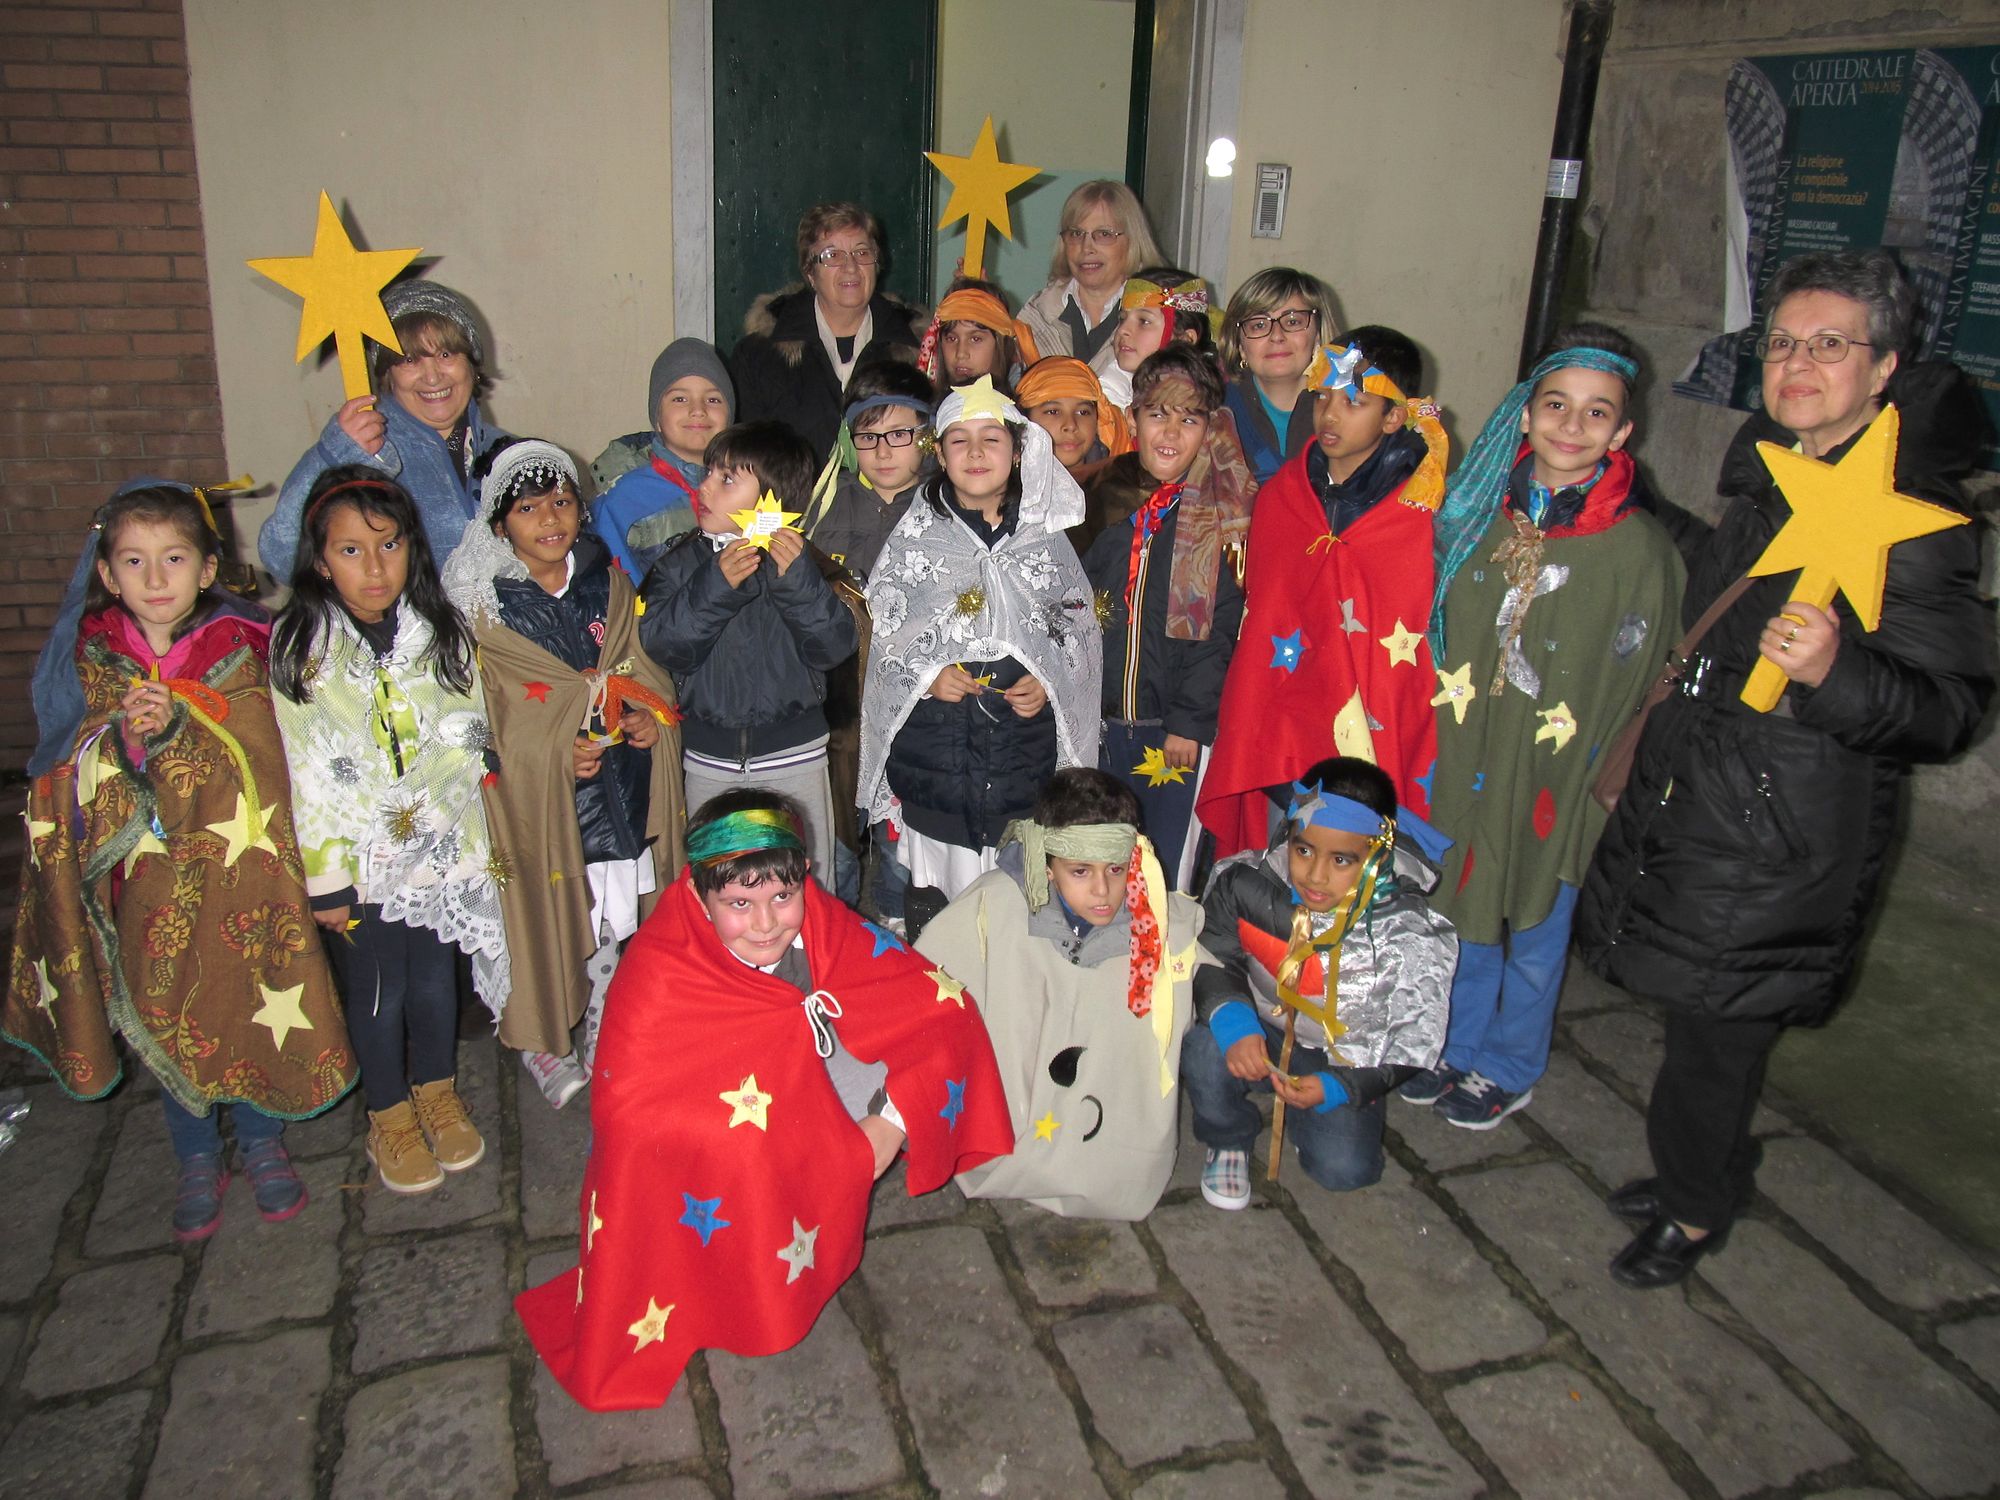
[{"x1": 517, "y1": 790, "x2": 1012, "y2": 1410}]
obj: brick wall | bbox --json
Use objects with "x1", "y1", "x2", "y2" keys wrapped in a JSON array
[{"x1": 0, "y1": 0, "x2": 222, "y2": 773}]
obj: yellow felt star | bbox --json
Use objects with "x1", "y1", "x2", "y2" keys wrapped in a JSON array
[
  {"x1": 21, "y1": 810, "x2": 55, "y2": 870},
  {"x1": 1031, "y1": 1111, "x2": 1060, "y2": 1142},
  {"x1": 627, "y1": 1296, "x2": 674, "y2": 1352},
  {"x1": 1332, "y1": 688, "x2": 1378, "y2": 761},
  {"x1": 205, "y1": 793, "x2": 277, "y2": 866},
  {"x1": 1379, "y1": 619, "x2": 1423, "y2": 668},
  {"x1": 246, "y1": 191, "x2": 421, "y2": 400},
  {"x1": 927, "y1": 967, "x2": 967, "y2": 1008},
  {"x1": 74, "y1": 738, "x2": 112, "y2": 806},
  {"x1": 1535, "y1": 701, "x2": 1578, "y2": 752},
  {"x1": 951, "y1": 372, "x2": 1013, "y2": 425},
  {"x1": 549, "y1": 869, "x2": 565, "y2": 885},
  {"x1": 727, "y1": 490, "x2": 804, "y2": 551},
  {"x1": 1430, "y1": 662, "x2": 1475, "y2": 725},
  {"x1": 719, "y1": 1074, "x2": 773, "y2": 1131},
  {"x1": 250, "y1": 979, "x2": 312, "y2": 1050},
  {"x1": 575, "y1": 1264, "x2": 585, "y2": 1307},
  {"x1": 31, "y1": 957, "x2": 59, "y2": 1015},
  {"x1": 587, "y1": 1191, "x2": 604, "y2": 1252},
  {"x1": 925, "y1": 116, "x2": 1039, "y2": 277},
  {"x1": 1741, "y1": 406, "x2": 1971, "y2": 712},
  {"x1": 122, "y1": 824, "x2": 169, "y2": 879},
  {"x1": 1131, "y1": 745, "x2": 1189, "y2": 787}
]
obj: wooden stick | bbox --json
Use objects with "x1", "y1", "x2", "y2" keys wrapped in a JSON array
[{"x1": 1266, "y1": 1010, "x2": 1298, "y2": 1182}]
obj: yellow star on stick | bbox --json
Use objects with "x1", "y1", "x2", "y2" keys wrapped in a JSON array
[
  {"x1": 1379, "y1": 619, "x2": 1424, "y2": 668},
  {"x1": 1132, "y1": 745, "x2": 1188, "y2": 787},
  {"x1": 250, "y1": 980, "x2": 313, "y2": 1050},
  {"x1": 719, "y1": 1074, "x2": 773, "y2": 1131},
  {"x1": 627, "y1": 1296, "x2": 674, "y2": 1352},
  {"x1": 728, "y1": 491, "x2": 803, "y2": 551},
  {"x1": 1430, "y1": 662, "x2": 1475, "y2": 725},
  {"x1": 205, "y1": 792, "x2": 277, "y2": 866},
  {"x1": 247, "y1": 191, "x2": 421, "y2": 400},
  {"x1": 925, "y1": 116, "x2": 1039, "y2": 278},
  {"x1": 927, "y1": 967, "x2": 967, "y2": 1008},
  {"x1": 1740, "y1": 406, "x2": 1971, "y2": 713},
  {"x1": 1534, "y1": 701, "x2": 1577, "y2": 752}
]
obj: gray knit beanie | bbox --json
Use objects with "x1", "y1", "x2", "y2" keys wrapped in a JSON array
[
  {"x1": 381, "y1": 280, "x2": 484, "y2": 364},
  {"x1": 647, "y1": 338, "x2": 735, "y2": 431}
]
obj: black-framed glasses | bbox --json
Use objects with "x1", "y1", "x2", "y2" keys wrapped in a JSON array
[
  {"x1": 812, "y1": 245, "x2": 879, "y2": 268},
  {"x1": 1062, "y1": 227, "x2": 1128, "y2": 247},
  {"x1": 852, "y1": 426, "x2": 922, "y2": 450},
  {"x1": 1753, "y1": 332, "x2": 1872, "y2": 364},
  {"x1": 1237, "y1": 309, "x2": 1318, "y2": 339}
]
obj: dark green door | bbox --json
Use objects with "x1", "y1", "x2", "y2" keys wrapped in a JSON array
[{"x1": 711, "y1": 1, "x2": 938, "y2": 351}]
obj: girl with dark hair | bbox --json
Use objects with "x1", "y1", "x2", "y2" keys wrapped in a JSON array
[
  {"x1": 271, "y1": 466, "x2": 511, "y2": 1196},
  {"x1": 5, "y1": 481, "x2": 354, "y2": 1244},
  {"x1": 1104, "y1": 267, "x2": 1222, "y2": 410}
]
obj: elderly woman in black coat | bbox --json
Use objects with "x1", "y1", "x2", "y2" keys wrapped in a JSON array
[{"x1": 1576, "y1": 248, "x2": 1995, "y2": 1290}]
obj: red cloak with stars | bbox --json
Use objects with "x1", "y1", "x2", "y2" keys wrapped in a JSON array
[
  {"x1": 1197, "y1": 446, "x2": 1439, "y2": 858},
  {"x1": 516, "y1": 873, "x2": 1011, "y2": 1411}
]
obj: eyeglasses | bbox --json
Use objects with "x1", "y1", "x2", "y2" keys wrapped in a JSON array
[
  {"x1": 811, "y1": 245, "x2": 879, "y2": 268},
  {"x1": 852, "y1": 426, "x2": 922, "y2": 450},
  {"x1": 1753, "y1": 332, "x2": 1873, "y2": 364},
  {"x1": 1237, "y1": 309, "x2": 1318, "y2": 339},
  {"x1": 1062, "y1": 227, "x2": 1128, "y2": 247}
]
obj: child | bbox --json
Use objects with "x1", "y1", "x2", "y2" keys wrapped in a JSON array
[
  {"x1": 443, "y1": 439, "x2": 687, "y2": 1108},
  {"x1": 515, "y1": 790, "x2": 1011, "y2": 1411},
  {"x1": 1197, "y1": 327, "x2": 1450, "y2": 859},
  {"x1": 1018, "y1": 356, "x2": 1131, "y2": 481},
  {"x1": 916, "y1": 769, "x2": 1203, "y2": 1220},
  {"x1": 1080, "y1": 346, "x2": 1252, "y2": 887},
  {"x1": 5, "y1": 481, "x2": 354, "y2": 1241},
  {"x1": 592, "y1": 338, "x2": 735, "y2": 581},
  {"x1": 857, "y1": 376, "x2": 1102, "y2": 920},
  {"x1": 271, "y1": 467, "x2": 511, "y2": 1194},
  {"x1": 918, "y1": 277, "x2": 1038, "y2": 397},
  {"x1": 1104, "y1": 267, "x2": 1221, "y2": 410},
  {"x1": 640, "y1": 421, "x2": 859, "y2": 888},
  {"x1": 1405, "y1": 325, "x2": 1683, "y2": 1128},
  {"x1": 801, "y1": 360, "x2": 937, "y2": 585},
  {"x1": 1219, "y1": 267, "x2": 1341, "y2": 483},
  {"x1": 1184, "y1": 757, "x2": 1456, "y2": 1208}
]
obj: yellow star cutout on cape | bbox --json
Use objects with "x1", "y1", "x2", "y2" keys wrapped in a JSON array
[
  {"x1": 74, "y1": 738, "x2": 112, "y2": 806},
  {"x1": 727, "y1": 490, "x2": 804, "y2": 551},
  {"x1": 31, "y1": 957, "x2": 59, "y2": 1016},
  {"x1": 1431, "y1": 662, "x2": 1475, "y2": 725},
  {"x1": 21, "y1": 810, "x2": 54, "y2": 869},
  {"x1": 1379, "y1": 619, "x2": 1424, "y2": 668},
  {"x1": 627, "y1": 1296, "x2": 674, "y2": 1352},
  {"x1": 123, "y1": 823, "x2": 169, "y2": 878},
  {"x1": 925, "y1": 116, "x2": 1039, "y2": 277},
  {"x1": 927, "y1": 967, "x2": 967, "y2": 1008},
  {"x1": 1031, "y1": 1112, "x2": 1060, "y2": 1142},
  {"x1": 250, "y1": 980, "x2": 313, "y2": 1050},
  {"x1": 1740, "y1": 406, "x2": 1971, "y2": 712},
  {"x1": 1534, "y1": 702, "x2": 1577, "y2": 751},
  {"x1": 719, "y1": 1074, "x2": 773, "y2": 1131},
  {"x1": 247, "y1": 191, "x2": 421, "y2": 400},
  {"x1": 205, "y1": 793, "x2": 277, "y2": 866},
  {"x1": 587, "y1": 1191, "x2": 604, "y2": 1252},
  {"x1": 1332, "y1": 688, "x2": 1378, "y2": 762},
  {"x1": 1132, "y1": 744, "x2": 1188, "y2": 787}
]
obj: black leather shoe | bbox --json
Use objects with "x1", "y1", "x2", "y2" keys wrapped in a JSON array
[
  {"x1": 1606, "y1": 1178, "x2": 1661, "y2": 1224},
  {"x1": 1609, "y1": 1216, "x2": 1720, "y2": 1290}
]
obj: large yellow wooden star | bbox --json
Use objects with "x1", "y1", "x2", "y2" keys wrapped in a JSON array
[
  {"x1": 251, "y1": 979, "x2": 313, "y2": 1050},
  {"x1": 205, "y1": 792, "x2": 277, "y2": 867},
  {"x1": 1379, "y1": 619, "x2": 1424, "y2": 668},
  {"x1": 1430, "y1": 662, "x2": 1475, "y2": 725},
  {"x1": 925, "y1": 117, "x2": 1039, "y2": 277},
  {"x1": 1131, "y1": 745, "x2": 1188, "y2": 787},
  {"x1": 927, "y1": 967, "x2": 967, "y2": 1008},
  {"x1": 727, "y1": 491, "x2": 803, "y2": 551},
  {"x1": 719, "y1": 1074, "x2": 774, "y2": 1131},
  {"x1": 247, "y1": 191, "x2": 421, "y2": 400},
  {"x1": 1741, "y1": 406, "x2": 1971, "y2": 712},
  {"x1": 627, "y1": 1296, "x2": 674, "y2": 1352}
]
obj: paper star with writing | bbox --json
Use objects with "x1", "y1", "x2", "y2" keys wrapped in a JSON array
[
  {"x1": 719, "y1": 1074, "x2": 773, "y2": 1131},
  {"x1": 251, "y1": 980, "x2": 313, "y2": 1051},
  {"x1": 1534, "y1": 702, "x2": 1577, "y2": 752},
  {"x1": 246, "y1": 191, "x2": 421, "y2": 400},
  {"x1": 205, "y1": 793, "x2": 278, "y2": 866},
  {"x1": 927, "y1": 967, "x2": 967, "y2": 1008},
  {"x1": 940, "y1": 1077, "x2": 967, "y2": 1130},
  {"x1": 21, "y1": 810, "x2": 54, "y2": 870},
  {"x1": 728, "y1": 491, "x2": 803, "y2": 550},
  {"x1": 678, "y1": 1192, "x2": 731, "y2": 1247},
  {"x1": 1132, "y1": 744, "x2": 1189, "y2": 787},
  {"x1": 1031, "y1": 1111, "x2": 1060, "y2": 1142},
  {"x1": 30, "y1": 957, "x2": 59, "y2": 1016},
  {"x1": 1379, "y1": 619, "x2": 1423, "y2": 667},
  {"x1": 1339, "y1": 597, "x2": 1366, "y2": 635},
  {"x1": 1270, "y1": 630, "x2": 1302, "y2": 673},
  {"x1": 863, "y1": 921, "x2": 906, "y2": 958},
  {"x1": 776, "y1": 1219, "x2": 818, "y2": 1284},
  {"x1": 1332, "y1": 689, "x2": 1376, "y2": 762},
  {"x1": 627, "y1": 1296, "x2": 674, "y2": 1352},
  {"x1": 587, "y1": 1191, "x2": 604, "y2": 1252},
  {"x1": 122, "y1": 822, "x2": 169, "y2": 878},
  {"x1": 925, "y1": 116, "x2": 1038, "y2": 277},
  {"x1": 522, "y1": 681, "x2": 551, "y2": 703},
  {"x1": 1430, "y1": 662, "x2": 1475, "y2": 725}
]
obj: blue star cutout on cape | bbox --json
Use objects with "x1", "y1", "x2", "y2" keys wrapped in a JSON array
[
  {"x1": 1414, "y1": 760, "x2": 1437, "y2": 804},
  {"x1": 1270, "y1": 631, "x2": 1302, "y2": 673},
  {"x1": 863, "y1": 920, "x2": 906, "y2": 958},
  {"x1": 679, "y1": 1192, "x2": 731, "y2": 1247},
  {"x1": 1471, "y1": 771, "x2": 1486, "y2": 793},
  {"x1": 940, "y1": 1077, "x2": 967, "y2": 1131}
]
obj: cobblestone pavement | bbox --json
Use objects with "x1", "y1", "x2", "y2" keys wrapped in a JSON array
[{"x1": 2, "y1": 964, "x2": 1997, "y2": 1500}]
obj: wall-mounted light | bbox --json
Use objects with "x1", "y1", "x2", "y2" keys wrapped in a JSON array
[{"x1": 1205, "y1": 137, "x2": 1236, "y2": 178}]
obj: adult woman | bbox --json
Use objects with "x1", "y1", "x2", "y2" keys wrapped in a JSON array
[
  {"x1": 259, "y1": 281, "x2": 502, "y2": 580},
  {"x1": 1576, "y1": 250, "x2": 1994, "y2": 1290},
  {"x1": 1218, "y1": 267, "x2": 1341, "y2": 483},
  {"x1": 1018, "y1": 181, "x2": 1163, "y2": 380},
  {"x1": 730, "y1": 202, "x2": 926, "y2": 461}
]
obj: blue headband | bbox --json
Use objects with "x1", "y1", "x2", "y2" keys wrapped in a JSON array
[
  {"x1": 1286, "y1": 781, "x2": 1452, "y2": 864},
  {"x1": 844, "y1": 394, "x2": 933, "y2": 428}
]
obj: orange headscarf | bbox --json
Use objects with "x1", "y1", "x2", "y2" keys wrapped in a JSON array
[
  {"x1": 1015, "y1": 356, "x2": 1133, "y2": 462},
  {"x1": 918, "y1": 288, "x2": 1042, "y2": 378}
]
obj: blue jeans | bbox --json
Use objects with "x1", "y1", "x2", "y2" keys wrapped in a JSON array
[
  {"x1": 160, "y1": 1091, "x2": 284, "y2": 1163},
  {"x1": 1440, "y1": 881, "x2": 1578, "y2": 1094},
  {"x1": 870, "y1": 820, "x2": 908, "y2": 920},
  {"x1": 1180, "y1": 1021, "x2": 1386, "y2": 1192}
]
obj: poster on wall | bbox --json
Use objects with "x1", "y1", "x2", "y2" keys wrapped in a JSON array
[{"x1": 1677, "y1": 43, "x2": 2000, "y2": 469}]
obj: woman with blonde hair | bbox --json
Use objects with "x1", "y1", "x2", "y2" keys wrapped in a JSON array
[
  {"x1": 1218, "y1": 267, "x2": 1341, "y2": 483},
  {"x1": 1019, "y1": 181, "x2": 1163, "y2": 382}
]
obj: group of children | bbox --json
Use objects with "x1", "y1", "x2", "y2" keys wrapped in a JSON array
[{"x1": 3, "y1": 260, "x2": 1688, "y2": 1413}]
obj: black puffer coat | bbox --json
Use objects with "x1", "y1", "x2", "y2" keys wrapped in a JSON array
[
  {"x1": 730, "y1": 285, "x2": 924, "y2": 461},
  {"x1": 492, "y1": 534, "x2": 652, "y2": 864},
  {"x1": 886, "y1": 649, "x2": 1060, "y2": 850},
  {"x1": 1576, "y1": 364, "x2": 1996, "y2": 1025}
]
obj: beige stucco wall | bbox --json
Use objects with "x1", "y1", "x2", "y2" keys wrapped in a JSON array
[
  {"x1": 1224, "y1": 0, "x2": 1568, "y2": 439},
  {"x1": 184, "y1": 0, "x2": 677, "y2": 573}
]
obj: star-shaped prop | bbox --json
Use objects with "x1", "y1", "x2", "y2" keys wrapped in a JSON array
[
  {"x1": 251, "y1": 980, "x2": 313, "y2": 1050},
  {"x1": 864, "y1": 920, "x2": 906, "y2": 958},
  {"x1": 587, "y1": 1191, "x2": 604, "y2": 1252},
  {"x1": 627, "y1": 1296, "x2": 673, "y2": 1352},
  {"x1": 718, "y1": 1074, "x2": 773, "y2": 1131},
  {"x1": 122, "y1": 823, "x2": 169, "y2": 878},
  {"x1": 1339, "y1": 598, "x2": 1366, "y2": 635},
  {"x1": 1332, "y1": 689, "x2": 1376, "y2": 762},
  {"x1": 1534, "y1": 701, "x2": 1577, "y2": 752},
  {"x1": 1379, "y1": 619, "x2": 1423, "y2": 667},
  {"x1": 940, "y1": 1077, "x2": 967, "y2": 1130},
  {"x1": 925, "y1": 116, "x2": 1038, "y2": 278},
  {"x1": 31, "y1": 957, "x2": 59, "y2": 1016},
  {"x1": 776, "y1": 1220, "x2": 818, "y2": 1284},
  {"x1": 678, "y1": 1192, "x2": 731, "y2": 1247},
  {"x1": 247, "y1": 192, "x2": 421, "y2": 400},
  {"x1": 21, "y1": 810, "x2": 54, "y2": 870},
  {"x1": 523, "y1": 681, "x2": 552, "y2": 703},
  {"x1": 1431, "y1": 662, "x2": 1475, "y2": 725},
  {"x1": 1031, "y1": 1111, "x2": 1060, "y2": 1142},
  {"x1": 1132, "y1": 745, "x2": 1188, "y2": 787},
  {"x1": 728, "y1": 491, "x2": 803, "y2": 551},
  {"x1": 927, "y1": 967, "x2": 967, "y2": 1008},
  {"x1": 1740, "y1": 407, "x2": 1970, "y2": 712},
  {"x1": 205, "y1": 792, "x2": 277, "y2": 866},
  {"x1": 953, "y1": 374, "x2": 1013, "y2": 425},
  {"x1": 1270, "y1": 630, "x2": 1303, "y2": 672}
]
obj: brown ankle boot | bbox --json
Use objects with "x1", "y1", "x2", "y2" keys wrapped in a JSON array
[
  {"x1": 410, "y1": 1078, "x2": 485, "y2": 1171},
  {"x1": 366, "y1": 1101, "x2": 443, "y2": 1194}
]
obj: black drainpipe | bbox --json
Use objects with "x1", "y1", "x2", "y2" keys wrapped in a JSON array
[
  {"x1": 1125, "y1": 0, "x2": 1155, "y2": 194},
  {"x1": 1518, "y1": 0, "x2": 1614, "y2": 378}
]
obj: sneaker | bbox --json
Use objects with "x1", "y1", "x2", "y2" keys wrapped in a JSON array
[
  {"x1": 1398, "y1": 1065, "x2": 1462, "y2": 1106},
  {"x1": 171, "y1": 1152, "x2": 230, "y2": 1242},
  {"x1": 410, "y1": 1078, "x2": 485, "y2": 1171},
  {"x1": 241, "y1": 1138, "x2": 308, "y2": 1222},
  {"x1": 1434, "y1": 1071, "x2": 1534, "y2": 1131},
  {"x1": 366, "y1": 1101, "x2": 444, "y2": 1194},
  {"x1": 522, "y1": 1050, "x2": 588, "y2": 1109},
  {"x1": 1199, "y1": 1148, "x2": 1251, "y2": 1211}
]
